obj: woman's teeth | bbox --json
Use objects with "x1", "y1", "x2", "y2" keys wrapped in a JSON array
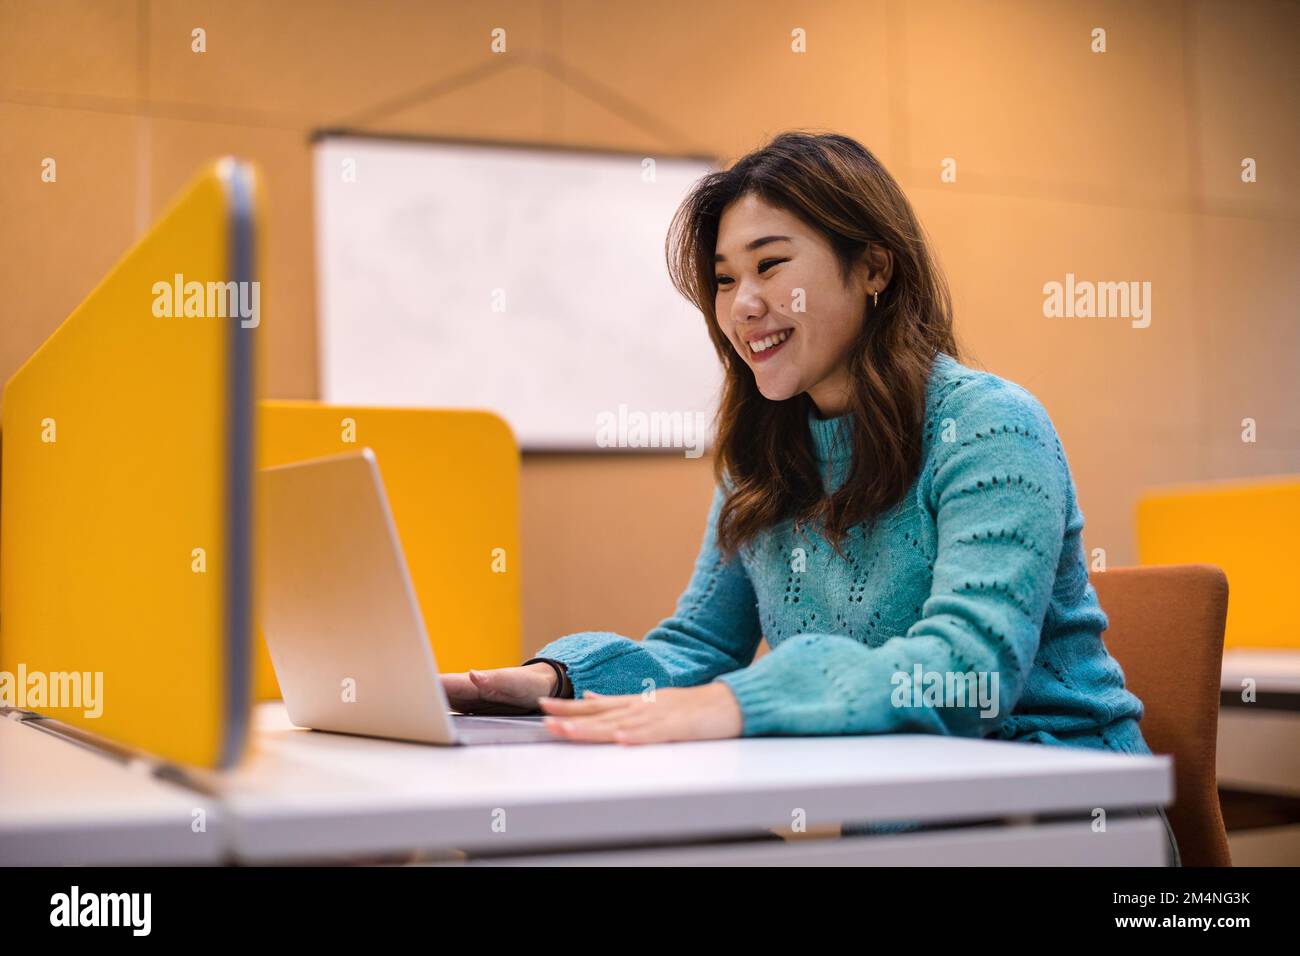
[{"x1": 749, "y1": 329, "x2": 791, "y2": 354}]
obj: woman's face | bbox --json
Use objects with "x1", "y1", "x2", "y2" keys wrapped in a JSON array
[{"x1": 713, "y1": 193, "x2": 885, "y2": 418}]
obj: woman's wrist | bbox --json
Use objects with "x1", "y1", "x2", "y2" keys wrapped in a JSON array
[
  {"x1": 522, "y1": 657, "x2": 571, "y2": 698},
  {"x1": 521, "y1": 661, "x2": 560, "y2": 696}
]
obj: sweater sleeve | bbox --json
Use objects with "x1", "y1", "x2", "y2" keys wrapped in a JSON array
[
  {"x1": 715, "y1": 378, "x2": 1070, "y2": 738},
  {"x1": 528, "y1": 481, "x2": 762, "y2": 699}
]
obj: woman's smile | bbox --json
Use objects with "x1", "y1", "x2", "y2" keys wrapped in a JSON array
[{"x1": 745, "y1": 327, "x2": 794, "y2": 363}]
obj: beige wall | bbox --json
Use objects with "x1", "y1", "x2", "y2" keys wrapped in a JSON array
[{"x1": 2, "y1": 0, "x2": 1296, "y2": 656}]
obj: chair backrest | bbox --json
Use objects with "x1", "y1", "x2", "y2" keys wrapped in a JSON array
[{"x1": 1090, "y1": 564, "x2": 1231, "y2": 866}]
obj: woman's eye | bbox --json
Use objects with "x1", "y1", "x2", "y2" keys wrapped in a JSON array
[{"x1": 715, "y1": 258, "x2": 788, "y2": 288}]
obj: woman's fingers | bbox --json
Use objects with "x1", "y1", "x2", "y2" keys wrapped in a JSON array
[
  {"x1": 468, "y1": 668, "x2": 533, "y2": 706},
  {"x1": 538, "y1": 694, "x2": 633, "y2": 715},
  {"x1": 546, "y1": 709, "x2": 654, "y2": 742},
  {"x1": 603, "y1": 720, "x2": 664, "y2": 745},
  {"x1": 444, "y1": 668, "x2": 539, "y2": 715},
  {"x1": 439, "y1": 673, "x2": 480, "y2": 710}
]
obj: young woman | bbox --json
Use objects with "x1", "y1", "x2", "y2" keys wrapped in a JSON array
[{"x1": 442, "y1": 131, "x2": 1180, "y2": 863}]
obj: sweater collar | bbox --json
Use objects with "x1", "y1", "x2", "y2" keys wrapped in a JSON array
[
  {"x1": 806, "y1": 351, "x2": 959, "y2": 465},
  {"x1": 808, "y1": 407, "x2": 851, "y2": 465}
]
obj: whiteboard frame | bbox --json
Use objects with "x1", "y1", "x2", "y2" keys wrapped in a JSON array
[{"x1": 311, "y1": 129, "x2": 723, "y2": 454}]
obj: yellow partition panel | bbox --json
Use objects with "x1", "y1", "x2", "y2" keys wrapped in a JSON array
[
  {"x1": 1137, "y1": 476, "x2": 1299, "y2": 649},
  {"x1": 255, "y1": 403, "x2": 521, "y2": 700},
  {"x1": 1, "y1": 160, "x2": 259, "y2": 768}
]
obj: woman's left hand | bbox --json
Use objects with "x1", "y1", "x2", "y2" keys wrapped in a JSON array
[{"x1": 538, "y1": 682, "x2": 744, "y2": 744}]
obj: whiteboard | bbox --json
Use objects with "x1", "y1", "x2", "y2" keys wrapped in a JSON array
[{"x1": 313, "y1": 134, "x2": 722, "y2": 452}]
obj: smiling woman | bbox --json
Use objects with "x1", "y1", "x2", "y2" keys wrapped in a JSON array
[
  {"x1": 672, "y1": 132, "x2": 955, "y2": 554},
  {"x1": 443, "y1": 130, "x2": 1178, "y2": 863}
]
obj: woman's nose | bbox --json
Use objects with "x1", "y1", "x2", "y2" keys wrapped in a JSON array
[{"x1": 731, "y1": 285, "x2": 768, "y2": 324}]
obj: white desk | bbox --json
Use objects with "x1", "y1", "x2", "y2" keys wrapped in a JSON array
[
  {"x1": 1218, "y1": 649, "x2": 1300, "y2": 796},
  {"x1": 0, "y1": 714, "x2": 225, "y2": 865},
  {"x1": 449, "y1": 818, "x2": 1167, "y2": 866},
  {"x1": 183, "y1": 703, "x2": 1171, "y2": 865},
  {"x1": 1220, "y1": 649, "x2": 1300, "y2": 698}
]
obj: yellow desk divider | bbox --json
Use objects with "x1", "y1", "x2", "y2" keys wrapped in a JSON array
[
  {"x1": 1, "y1": 159, "x2": 259, "y2": 769},
  {"x1": 255, "y1": 403, "x2": 522, "y2": 701},
  {"x1": 1137, "y1": 475, "x2": 1300, "y2": 650}
]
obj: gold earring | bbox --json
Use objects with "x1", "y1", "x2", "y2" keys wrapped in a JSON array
[{"x1": 873, "y1": 291, "x2": 879, "y2": 307}]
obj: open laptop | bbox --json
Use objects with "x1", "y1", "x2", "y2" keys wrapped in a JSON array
[{"x1": 257, "y1": 449, "x2": 558, "y2": 746}]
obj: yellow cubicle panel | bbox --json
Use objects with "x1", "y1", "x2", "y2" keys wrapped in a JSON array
[
  {"x1": 254, "y1": 403, "x2": 522, "y2": 701},
  {"x1": 1137, "y1": 476, "x2": 1299, "y2": 650},
  {"x1": 0, "y1": 160, "x2": 259, "y2": 768}
]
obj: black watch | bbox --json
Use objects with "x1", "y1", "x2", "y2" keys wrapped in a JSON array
[{"x1": 522, "y1": 657, "x2": 573, "y2": 699}]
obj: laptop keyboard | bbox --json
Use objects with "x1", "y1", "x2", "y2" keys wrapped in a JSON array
[{"x1": 450, "y1": 713, "x2": 557, "y2": 745}]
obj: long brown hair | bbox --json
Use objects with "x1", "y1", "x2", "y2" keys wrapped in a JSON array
[{"x1": 666, "y1": 130, "x2": 962, "y2": 558}]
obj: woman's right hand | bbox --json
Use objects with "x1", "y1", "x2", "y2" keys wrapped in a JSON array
[{"x1": 440, "y1": 663, "x2": 559, "y2": 716}]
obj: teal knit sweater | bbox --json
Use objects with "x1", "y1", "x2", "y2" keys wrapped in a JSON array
[{"x1": 533, "y1": 351, "x2": 1152, "y2": 757}]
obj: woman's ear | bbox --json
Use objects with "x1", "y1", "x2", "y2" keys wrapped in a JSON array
[
  {"x1": 861, "y1": 242, "x2": 894, "y2": 294},
  {"x1": 852, "y1": 242, "x2": 893, "y2": 297}
]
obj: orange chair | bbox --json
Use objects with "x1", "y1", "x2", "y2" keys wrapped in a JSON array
[{"x1": 1091, "y1": 564, "x2": 1232, "y2": 866}]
